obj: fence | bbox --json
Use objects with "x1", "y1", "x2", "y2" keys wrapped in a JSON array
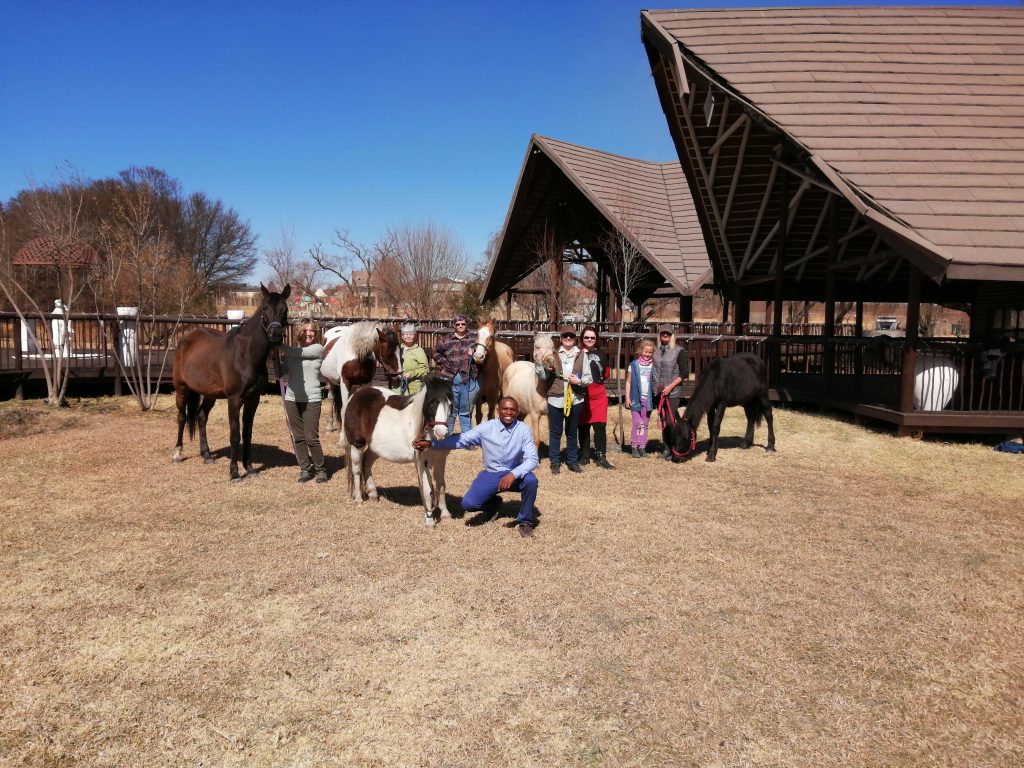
[{"x1": 3, "y1": 312, "x2": 1021, "y2": 422}]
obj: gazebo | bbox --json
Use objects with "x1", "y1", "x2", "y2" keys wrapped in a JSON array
[
  {"x1": 641, "y1": 6, "x2": 1024, "y2": 434},
  {"x1": 481, "y1": 134, "x2": 711, "y2": 325}
]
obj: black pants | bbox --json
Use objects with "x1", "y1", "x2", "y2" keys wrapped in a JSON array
[
  {"x1": 578, "y1": 421, "x2": 607, "y2": 454},
  {"x1": 285, "y1": 400, "x2": 324, "y2": 471}
]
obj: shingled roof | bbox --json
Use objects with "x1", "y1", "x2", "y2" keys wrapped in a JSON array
[
  {"x1": 642, "y1": 6, "x2": 1024, "y2": 285},
  {"x1": 481, "y1": 134, "x2": 711, "y2": 303}
]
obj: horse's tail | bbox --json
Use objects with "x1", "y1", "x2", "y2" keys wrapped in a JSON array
[{"x1": 185, "y1": 390, "x2": 201, "y2": 440}]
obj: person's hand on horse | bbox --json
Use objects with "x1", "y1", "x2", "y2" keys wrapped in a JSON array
[
  {"x1": 497, "y1": 472, "x2": 516, "y2": 492},
  {"x1": 412, "y1": 437, "x2": 431, "y2": 451}
]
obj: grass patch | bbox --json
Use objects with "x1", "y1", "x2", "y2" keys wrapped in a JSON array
[{"x1": 1, "y1": 396, "x2": 1022, "y2": 766}]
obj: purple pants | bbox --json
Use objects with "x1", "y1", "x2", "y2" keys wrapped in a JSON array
[{"x1": 631, "y1": 397, "x2": 651, "y2": 448}]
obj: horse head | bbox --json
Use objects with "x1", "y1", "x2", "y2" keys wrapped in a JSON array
[
  {"x1": 258, "y1": 283, "x2": 291, "y2": 344},
  {"x1": 472, "y1": 318, "x2": 495, "y2": 364},
  {"x1": 423, "y1": 376, "x2": 453, "y2": 440},
  {"x1": 667, "y1": 412, "x2": 698, "y2": 463},
  {"x1": 374, "y1": 325, "x2": 401, "y2": 375}
]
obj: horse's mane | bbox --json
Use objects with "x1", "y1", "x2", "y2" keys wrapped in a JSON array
[{"x1": 346, "y1": 321, "x2": 384, "y2": 358}]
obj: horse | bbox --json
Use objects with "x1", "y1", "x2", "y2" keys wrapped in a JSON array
[
  {"x1": 171, "y1": 283, "x2": 291, "y2": 481},
  {"x1": 666, "y1": 352, "x2": 775, "y2": 463},
  {"x1": 320, "y1": 321, "x2": 401, "y2": 438},
  {"x1": 343, "y1": 376, "x2": 454, "y2": 526},
  {"x1": 473, "y1": 317, "x2": 515, "y2": 422},
  {"x1": 500, "y1": 332, "x2": 556, "y2": 449}
]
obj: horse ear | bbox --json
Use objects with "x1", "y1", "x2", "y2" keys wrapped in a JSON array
[
  {"x1": 260, "y1": 283, "x2": 269, "y2": 297},
  {"x1": 280, "y1": 283, "x2": 291, "y2": 300}
]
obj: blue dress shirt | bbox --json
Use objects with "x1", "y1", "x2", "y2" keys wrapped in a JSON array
[{"x1": 432, "y1": 419, "x2": 539, "y2": 479}]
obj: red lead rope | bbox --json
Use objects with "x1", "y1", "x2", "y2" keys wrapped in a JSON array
[{"x1": 658, "y1": 393, "x2": 696, "y2": 459}]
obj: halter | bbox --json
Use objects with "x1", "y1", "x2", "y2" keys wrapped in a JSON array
[
  {"x1": 658, "y1": 393, "x2": 696, "y2": 459},
  {"x1": 261, "y1": 313, "x2": 283, "y2": 335}
]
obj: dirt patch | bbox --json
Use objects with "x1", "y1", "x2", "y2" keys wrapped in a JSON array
[{"x1": 1, "y1": 397, "x2": 1022, "y2": 766}]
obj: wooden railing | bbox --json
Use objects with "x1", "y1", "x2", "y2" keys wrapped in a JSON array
[{"x1": 3, "y1": 312, "x2": 1020, "y2": 420}]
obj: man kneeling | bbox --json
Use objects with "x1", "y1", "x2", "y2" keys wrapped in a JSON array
[{"x1": 414, "y1": 396, "x2": 539, "y2": 538}]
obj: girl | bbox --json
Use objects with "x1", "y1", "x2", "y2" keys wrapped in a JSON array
[
  {"x1": 577, "y1": 326, "x2": 614, "y2": 469},
  {"x1": 624, "y1": 338, "x2": 656, "y2": 458}
]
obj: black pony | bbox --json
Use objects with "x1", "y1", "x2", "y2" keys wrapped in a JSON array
[{"x1": 663, "y1": 352, "x2": 776, "y2": 463}]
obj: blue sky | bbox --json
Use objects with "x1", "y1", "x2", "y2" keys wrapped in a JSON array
[{"x1": 1, "y1": 0, "x2": 1011, "y2": 281}]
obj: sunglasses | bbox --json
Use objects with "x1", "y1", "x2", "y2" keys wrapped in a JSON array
[
  {"x1": 561, "y1": 333, "x2": 576, "y2": 339},
  {"x1": 582, "y1": 335, "x2": 597, "y2": 340}
]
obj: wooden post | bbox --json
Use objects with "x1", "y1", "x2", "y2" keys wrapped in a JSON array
[
  {"x1": 679, "y1": 295, "x2": 693, "y2": 324},
  {"x1": 505, "y1": 290, "x2": 512, "y2": 322},
  {"x1": 722, "y1": 298, "x2": 730, "y2": 324},
  {"x1": 854, "y1": 294, "x2": 864, "y2": 401},
  {"x1": 898, "y1": 266, "x2": 922, "y2": 421},
  {"x1": 13, "y1": 316, "x2": 25, "y2": 400},
  {"x1": 733, "y1": 287, "x2": 748, "y2": 336},
  {"x1": 770, "y1": 172, "x2": 789, "y2": 382},
  {"x1": 823, "y1": 200, "x2": 838, "y2": 395}
]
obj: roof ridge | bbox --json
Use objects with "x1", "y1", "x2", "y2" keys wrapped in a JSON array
[{"x1": 534, "y1": 134, "x2": 670, "y2": 168}]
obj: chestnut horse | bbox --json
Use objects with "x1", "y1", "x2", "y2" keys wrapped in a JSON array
[
  {"x1": 320, "y1": 321, "x2": 401, "y2": 440},
  {"x1": 473, "y1": 318, "x2": 515, "y2": 423},
  {"x1": 172, "y1": 283, "x2": 290, "y2": 481}
]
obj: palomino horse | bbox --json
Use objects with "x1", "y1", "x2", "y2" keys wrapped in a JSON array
[
  {"x1": 500, "y1": 332, "x2": 556, "y2": 449},
  {"x1": 343, "y1": 376, "x2": 453, "y2": 526},
  {"x1": 320, "y1": 321, "x2": 401, "y2": 438},
  {"x1": 473, "y1": 317, "x2": 515, "y2": 423},
  {"x1": 666, "y1": 352, "x2": 776, "y2": 463},
  {"x1": 172, "y1": 283, "x2": 290, "y2": 481}
]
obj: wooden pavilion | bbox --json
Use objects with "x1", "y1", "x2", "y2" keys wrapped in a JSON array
[
  {"x1": 480, "y1": 134, "x2": 712, "y2": 324},
  {"x1": 641, "y1": 6, "x2": 1024, "y2": 435}
]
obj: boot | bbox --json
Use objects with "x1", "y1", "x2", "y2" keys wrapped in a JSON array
[
  {"x1": 594, "y1": 451, "x2": 615, "y2": 470},
  {"x1": 579, "y1": 447, "x2": 591, "y2": 466},
  {"x1": 631, "y1": 446, "x2": 642, "y2": 459}
]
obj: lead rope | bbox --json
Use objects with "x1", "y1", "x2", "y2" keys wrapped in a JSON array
[{"x1": 659, "y1": 392, "x2": 695, "y2": 459}]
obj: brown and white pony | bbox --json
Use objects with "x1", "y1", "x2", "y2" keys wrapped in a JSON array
[
  {"x1": 343, "y1": 376, "x2": 453, "y2": 526},
  {"x1": 472, "y1": 317, "x2": 515, "y2": 423},
  {"x1": 499, "y1": 332, "x2": 556, "y2": 449},
  {"x1": 171, "y1": 283, "x2": 290, "y2": 481},
  {"x1": 320, "y1": 321, "x2": 401, "y2": 439}
]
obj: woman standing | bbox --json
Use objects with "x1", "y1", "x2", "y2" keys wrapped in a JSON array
[
  {"x1": 537, "y1": 326, "x2": 592, "y2": 474},
  {"x1": 395, "y1": 321, "x2": 429, "y2": 394},
  {"x1": 280, "y1": 321, "x2": 327, "y2": 483},
  {"x1": 577, "y1": 326, "x2": 614, "y2": 469}
]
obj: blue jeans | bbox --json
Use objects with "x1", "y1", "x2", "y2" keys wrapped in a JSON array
[
  {"x1": 461, "y1": 469, "x2": 538, "y2": 525},
  {"x1": 449, "y1": 373, "x2": 480, "y2": 434},
  {"x1": 547, "y1": 401, "x2": 584, "y2": 467}
]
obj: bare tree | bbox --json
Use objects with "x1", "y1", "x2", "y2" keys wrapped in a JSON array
[
  {"x1": 375, "y1": 222, "x2": 470, "y2": 317},
  {"x1": 0, "y1": 173, "x2": 95, "y2": 405},
  {"x1": 524, "y1": 223, "x2": 570, "y2": 326},
  {"x1": 264, "y1": 226, "x2": 324, "y2": 302},
  {"x1": 174, "y1": 192, "x2": 259, "y2": 292},
  {"x1": 599, "y1": 206, "x2": 655, "y2": 449},
  {"x1": 309, "y1": 229, "x2": 395, "y2": 316},
  {"x1": 94, "y1": 178, "x2": 200, "y2": 410}
]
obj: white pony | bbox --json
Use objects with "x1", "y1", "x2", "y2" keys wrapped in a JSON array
[
  {"x1": 500, "y1": 332, "x2": 556, "y2": 448},
  {"x1": 343, "y1": 376, "x2": 453, "y2": 526},
  {"x1": 320, "y1": 321, "x2": 401, "y2": 441}
]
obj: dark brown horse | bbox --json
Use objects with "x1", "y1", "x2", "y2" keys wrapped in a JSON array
[
  {"x1": 666, "y1": 352, "x2": 776, "y2": 462},
  {"x1": 172, "y1": 284, "x2": 291, "y2": 480}
]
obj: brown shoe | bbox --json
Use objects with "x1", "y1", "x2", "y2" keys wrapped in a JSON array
[
  {"x1": 315, "y1": 469, "x2": 329, "y2": 483},
  {"x1": 518, "y1": 523, "x2": 534, "y2": 538}
]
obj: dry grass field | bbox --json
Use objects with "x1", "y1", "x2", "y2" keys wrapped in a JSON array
[{"x1": 1, "y1": 396, "x2": 1022, "y2": 767}]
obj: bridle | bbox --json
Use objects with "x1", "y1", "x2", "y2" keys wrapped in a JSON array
[
  {"x1": 659, "y1": 392, "x2": 696, "y2": 459},
  {"x1": 260, "y1": 311, "x2": 283, "y2": 336}
]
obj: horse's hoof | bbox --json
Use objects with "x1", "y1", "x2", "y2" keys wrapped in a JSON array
[
  {"x1": 171, "y1": 455, "x2": 183, "y2": 464},
  {"x1": 230, "y1": 475, "x2": 244, "y2": 483},
  {"x1": 423, "y1": 517, "x2": 437, "y2": 528},
  {"x1": 705, "y1": 455, "x2": 717, "y2": 463},
  {"x1": 204, "y1": 457, "x2": 215, "y2": 465},
  {"x1": 765, "y1": 446, "x2": 776, "y2": 453},
  {"x1": 439, "y1": 509, "x2": 452, "y2": 520}
]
